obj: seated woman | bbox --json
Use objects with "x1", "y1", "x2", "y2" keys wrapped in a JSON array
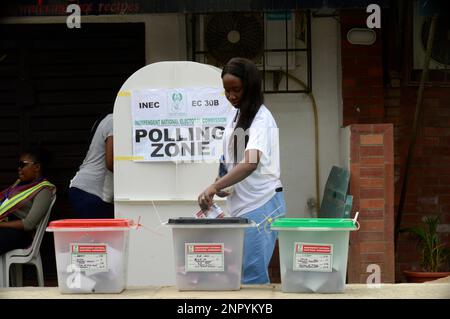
[{"x1": 0, "y1": 146, "x2": 56, "y2": 255}]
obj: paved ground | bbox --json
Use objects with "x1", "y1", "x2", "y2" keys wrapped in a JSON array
[{"x1": 0, "y1": 281, "x2": 449, "y2": 299}]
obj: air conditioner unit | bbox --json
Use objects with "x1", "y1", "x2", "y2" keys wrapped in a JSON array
[
  {"x1": 413, "y1": 1, "x2": 450, "y2": 70},
  {"x1": 199, "y1": 12, "x2": 297, "y2": 70}
]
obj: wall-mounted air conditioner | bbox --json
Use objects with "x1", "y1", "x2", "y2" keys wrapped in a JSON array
[{"x1": 199, "y1": 12, "x2": 298, "y2": 70}]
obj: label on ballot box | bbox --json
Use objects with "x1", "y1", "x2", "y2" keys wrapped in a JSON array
[
  {"x1": 293, "y1": 243, "x2": 333, "y2": 272},
  {"x1": 185, "y1": 243, "x2": 224, "y2": 272},
  {"x1": 70, "y1": 243, "x2": 108, "y2": 272}
]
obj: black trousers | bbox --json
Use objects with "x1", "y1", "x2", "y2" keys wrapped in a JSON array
[
  {"x1": 0, "y1": 228, "x2": 32, "y2": 256},
  {"x1": 69, "y1": 187, "x2": 114, "y2": 219}
]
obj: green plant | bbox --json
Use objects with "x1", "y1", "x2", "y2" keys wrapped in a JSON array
[{"x1": 401, "y1": 216, "x2": 450, "y2": 272}]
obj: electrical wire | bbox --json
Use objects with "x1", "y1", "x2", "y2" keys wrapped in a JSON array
[{"x1": 280, "y1": 71, "x2": 321, "y2": 213}]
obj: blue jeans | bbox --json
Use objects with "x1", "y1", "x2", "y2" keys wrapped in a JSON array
[
  {"x1": 69, "y1": 187, "x2": 114, "y2": 219},
  {"x1": 241, "y1": 191, "x2": 286, "y2": 284}
]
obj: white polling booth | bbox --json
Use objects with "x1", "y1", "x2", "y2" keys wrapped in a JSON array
[{"x1": 113, "y1": 61, "x2": 232, "y2": 286}]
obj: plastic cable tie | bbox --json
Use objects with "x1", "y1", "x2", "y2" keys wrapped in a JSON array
[{"x1": 353, "y1": 212, "x2": 360, "y2": 230}]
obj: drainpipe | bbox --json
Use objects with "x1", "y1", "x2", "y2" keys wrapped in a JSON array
[{"x1": 395, "y1": 15, "x2": 437, "y2": 245}]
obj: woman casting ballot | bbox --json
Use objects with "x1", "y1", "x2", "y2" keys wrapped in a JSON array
[{"x1": 198, "y1": 57, "x2": 286, "y2": 284}]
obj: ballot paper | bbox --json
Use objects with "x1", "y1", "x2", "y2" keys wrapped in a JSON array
[{"x1": 194, "y1": 203, "x2": 227, "y2": 219}]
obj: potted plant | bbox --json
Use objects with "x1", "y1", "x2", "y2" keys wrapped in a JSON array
[{"x1": 401, "y1": 215, "x2": 450, "y2": 283}]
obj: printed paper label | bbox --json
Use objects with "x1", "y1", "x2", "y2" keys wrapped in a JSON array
[
  {"x1": 131, "y1": 87, "x2": 234, "y2": 162},
  {"x1": 70, "y1": 243, "x2": 108, "y2": 272},
  {"x1": 185, "y1": 243, "x2": 224, "y2": 272},
  {"x1": 293, "y1": 242, "x2": 333, "y2": 272}
]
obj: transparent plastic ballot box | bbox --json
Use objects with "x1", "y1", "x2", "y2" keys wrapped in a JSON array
[
  {"x1": 271, "y1": 217, "x2": 359, "y2": 293},
  {"x1": 46, "y1": 219, "x2": 135, "y2": 294},
  {"x1": 165, "y1": 217, "x2": 255, "y2": 291}
]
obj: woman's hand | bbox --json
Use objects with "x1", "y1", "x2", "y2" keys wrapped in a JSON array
[
  {"x1": 214, "y1": 176, "x2": 230, "y2": 198},
  {"x1": 198, "y1": 184, "x2": 218, "y2": 211},
  {"x1": 216, "y1": 190, "x2": 230, "y2": 198}
]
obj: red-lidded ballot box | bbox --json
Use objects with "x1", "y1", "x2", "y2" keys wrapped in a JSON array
[{"x1": 46, "y1": 219, "x2": 134, "y2": 293}]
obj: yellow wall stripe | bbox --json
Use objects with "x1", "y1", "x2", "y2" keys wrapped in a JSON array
[{"x1": 114, "y1": 156, "x2": 145, "y2": 161}]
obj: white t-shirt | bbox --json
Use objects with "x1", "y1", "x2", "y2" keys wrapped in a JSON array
[
  {"x1": 224, "y1": 105, "x2": 282, "y2": 217},
  {"x1": 70, "y1": 114, "x2": 114, "y2": 203}
]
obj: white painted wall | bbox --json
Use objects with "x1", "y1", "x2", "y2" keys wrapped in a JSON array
[
  {"x1": 266, "y1": 17, "x2": 343, "y2": 217},
  {"x1": 311, "y1": 17, "x2": 345, "y2": 208}
]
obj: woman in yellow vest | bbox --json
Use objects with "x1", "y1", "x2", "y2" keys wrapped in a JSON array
[{"x1": 0, "y1": 146, "x2": 56, "y2": 255}]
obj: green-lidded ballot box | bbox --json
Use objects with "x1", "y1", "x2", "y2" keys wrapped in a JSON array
[{"x1": 271, "y1": 216, "x2": 359, "y2": 293}]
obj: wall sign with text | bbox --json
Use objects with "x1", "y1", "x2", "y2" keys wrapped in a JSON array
[{"x1": 131, "y1": 87, "x2": 234, "y2": 162}]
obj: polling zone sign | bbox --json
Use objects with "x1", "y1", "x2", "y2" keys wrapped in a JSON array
[{"x1": 131, "y1": 87, "x2": 234, "y2": 162}]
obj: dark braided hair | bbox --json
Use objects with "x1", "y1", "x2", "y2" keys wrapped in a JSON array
[{"x1": 221, "y1": 57, "x2": 263, "y2": 131}]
